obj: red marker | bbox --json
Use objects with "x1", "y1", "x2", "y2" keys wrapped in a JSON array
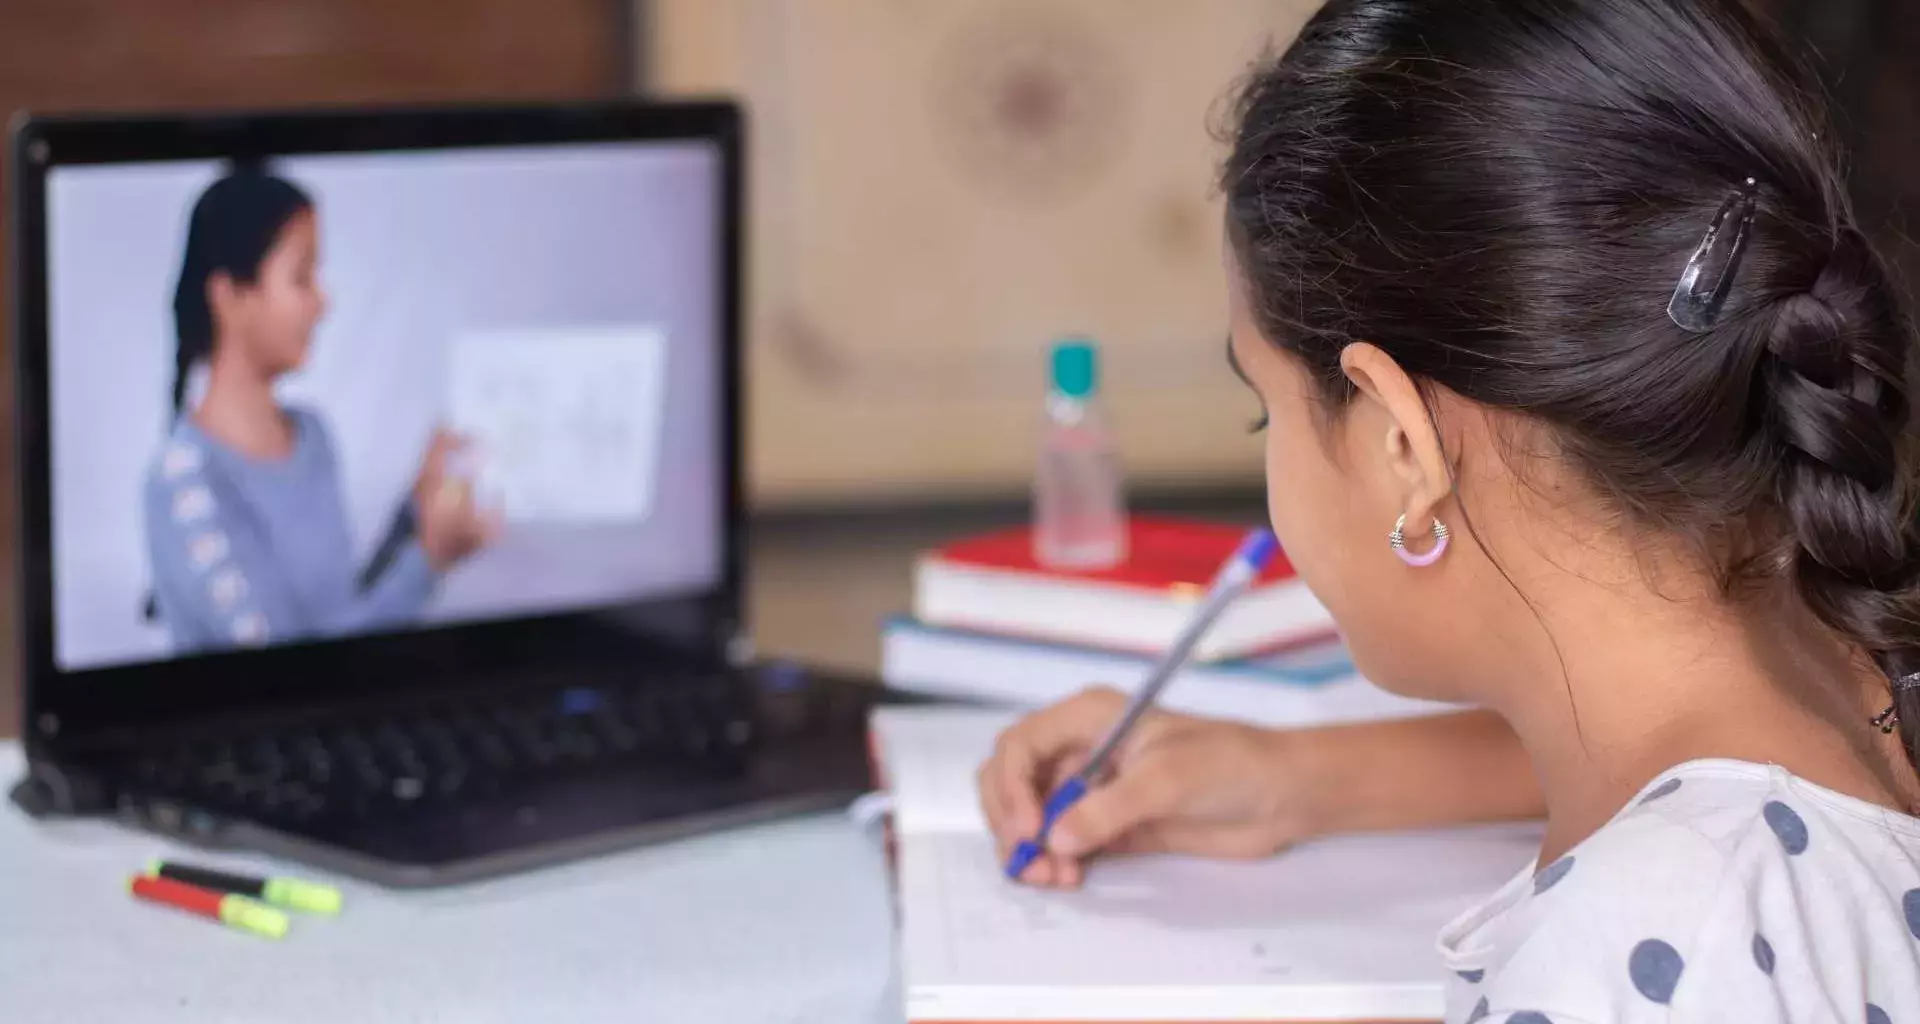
[{"x1": 129, "y1": 874, "x2": 289, "y2": 939}]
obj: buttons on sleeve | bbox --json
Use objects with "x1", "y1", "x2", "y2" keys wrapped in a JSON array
[
  {"x1": 161, "y1": 451, "x2": 271, "y2": 649},
  {"x1": 171, "y1": 485, "x2": 215, "y2": 524},
  {"x1": 207, "y1": 567, "x2": 248, "y2": 610},
  {"x1": 230, "y1": 612, "x2": 269, "y2": 646},
  {"x1": 187, "y1": 530, "x2": 230, "y2": 570},
  {"x1": 161, "y1": 441, "x2": 202, "y2": 480}
]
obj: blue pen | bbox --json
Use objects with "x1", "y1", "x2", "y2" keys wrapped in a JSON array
[{"x1": 1004, "y1": 528, "x2": 1282, "y2": 880}]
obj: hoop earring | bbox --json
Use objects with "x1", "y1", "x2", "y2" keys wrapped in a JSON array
[
  {"x1": 1390, "y1": 514, "x2": 1450, "y2": 568},
  {"x1": 1872, "y1": 673, "x2": 1920, "y2": 733}
]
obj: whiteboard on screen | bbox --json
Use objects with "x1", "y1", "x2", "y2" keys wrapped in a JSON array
[{"x1": 446, "y1": 325, "x2": 669, "y2": 525}]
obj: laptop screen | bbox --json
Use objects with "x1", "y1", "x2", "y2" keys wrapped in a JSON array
[{"x1": 45, "y1": 140, "x2": 726, "y2": 672}]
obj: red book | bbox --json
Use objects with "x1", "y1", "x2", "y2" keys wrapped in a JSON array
[{"x1": 912, "y1": 517, "x2": 1336, "y2": 662}]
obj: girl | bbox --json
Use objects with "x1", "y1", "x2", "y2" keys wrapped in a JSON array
[
  {"x1": 979, "y1": 0, "x2": 1920, "y2": 1018},
  {"x1": 144, "y1": 164, "x2": 495, "y2": 654}
]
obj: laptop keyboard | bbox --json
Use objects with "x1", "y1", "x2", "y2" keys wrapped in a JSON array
[{"x1": 124, "y1": 672, "x2": 758, "y2": 827}]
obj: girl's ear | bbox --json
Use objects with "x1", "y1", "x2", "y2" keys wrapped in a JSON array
[
  {"x1": 1340, "y1": 342, "x2": 1452, "y2": 521},
  {"x1": 205, "y1": 270, "x2": 240, "y2": 329}
]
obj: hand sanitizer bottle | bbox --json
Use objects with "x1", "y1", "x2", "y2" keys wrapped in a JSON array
[{"x1": 1034, "y1": 337, "x2": 1128, "y2": 569}]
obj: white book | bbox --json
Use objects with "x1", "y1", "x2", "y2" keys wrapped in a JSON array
[
  {"x1": 881, "y1": 618, "x2": 1455, "y2": 729},
  {"x1": 871, "y1": 706, "x2": 1543, "y2": 1023}
]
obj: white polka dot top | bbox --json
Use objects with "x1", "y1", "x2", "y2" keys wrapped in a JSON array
[{"x1": 1438, "y1": 760, "x2": 1920, "y2": 1024}]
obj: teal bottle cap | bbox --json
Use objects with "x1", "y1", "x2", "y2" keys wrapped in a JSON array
[{"x1": 1051, "y1": 338, "x2": 1099, "y2": 399}]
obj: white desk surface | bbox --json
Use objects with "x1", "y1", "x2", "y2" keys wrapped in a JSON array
[{"x1": 0, "y1": 743, "x2": 906, "y2": 1024}]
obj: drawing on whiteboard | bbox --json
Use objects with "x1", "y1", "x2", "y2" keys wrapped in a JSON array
[{"x1": 446, "y1": 325, "x2": 669, "y2": 525}]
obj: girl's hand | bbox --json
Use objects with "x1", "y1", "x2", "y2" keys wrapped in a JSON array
[
  {"x1": 976, "y1": 687, "x2": 1321, "y2": 888},
  {"x1": 413, "y1": 429, "x2": 500, "y2": 571}
]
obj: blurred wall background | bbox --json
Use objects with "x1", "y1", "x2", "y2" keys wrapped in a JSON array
[
  {"x1": 0, "y1": 0, "x2": 1914, "y2": 732},
  {"x1": 647, "y1": 1, "x2": 1312, "y2": 505}
]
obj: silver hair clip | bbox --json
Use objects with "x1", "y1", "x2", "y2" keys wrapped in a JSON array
[{"x1": 1668, "y1": 178, "x2": 1760, "y2": 333}]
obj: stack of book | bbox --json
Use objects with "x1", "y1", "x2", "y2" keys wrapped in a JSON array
[{"x1": 882, "y1": 517, "x2": 1451, "y2": 727}]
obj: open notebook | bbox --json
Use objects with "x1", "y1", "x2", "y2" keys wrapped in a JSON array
[{"x1": 871, "y1": 707, "x2": 1544, "y2": 1023}]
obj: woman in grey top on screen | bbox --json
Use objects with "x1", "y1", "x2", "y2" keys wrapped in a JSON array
[{"x1": 144, "y1": 164, "x2": 497, "y2": 654}]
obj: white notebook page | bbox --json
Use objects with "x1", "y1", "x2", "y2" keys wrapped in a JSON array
[
  {"x1": 872, "y1": 707, "x2": 1543, "y2": 1022},
  {"x1": 873, "y1": 706, "x2": 1007, "y2": 835}
]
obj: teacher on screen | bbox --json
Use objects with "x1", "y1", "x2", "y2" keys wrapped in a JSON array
[{"x1": 143, "y1": 162, "x2": 496, "y2": 654}]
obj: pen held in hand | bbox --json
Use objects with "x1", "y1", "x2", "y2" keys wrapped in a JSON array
[{"x1": 1003, "y1": 528, "x2": 1281, "y2": 880}]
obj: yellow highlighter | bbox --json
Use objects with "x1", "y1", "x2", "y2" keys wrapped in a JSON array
[{"x1": 148, "y1": 859, "x2": 343, "y2": 916}]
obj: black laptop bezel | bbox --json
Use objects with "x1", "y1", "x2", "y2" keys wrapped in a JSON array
[{"x1": 11, "y1": 101, "x2": 747, "y2": 754}]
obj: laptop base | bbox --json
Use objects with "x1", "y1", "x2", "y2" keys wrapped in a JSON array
[{"x1": 31, "y1": 663, "x2": 913, "y2": 888}]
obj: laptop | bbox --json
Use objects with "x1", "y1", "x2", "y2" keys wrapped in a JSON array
[{"x1": 8, "y1": 101, "x2": 900, "y2": 887}]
